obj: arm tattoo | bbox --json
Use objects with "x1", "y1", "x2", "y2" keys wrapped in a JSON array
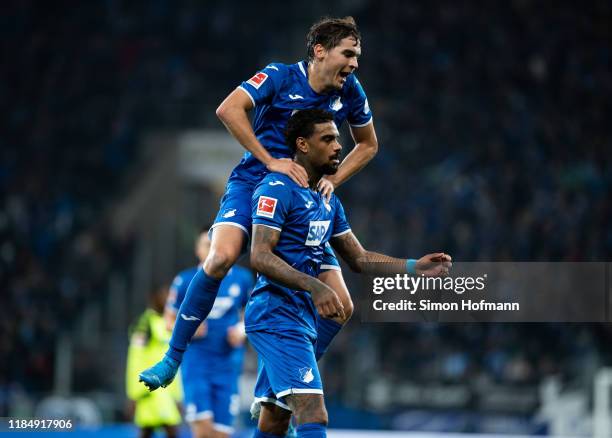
[
  {"x1": 331, "y1": 232, "x2": 406, "y2": 274},
  {"x1": 251, "y1": 225, "x2": 321, "y2": 292}
]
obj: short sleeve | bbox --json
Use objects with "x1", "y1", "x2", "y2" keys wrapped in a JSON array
[
  {"x1": 238, "y1": 63, "x2": 286, "y2": 107},
  {"x1": 331, "y1": 196, "x2": 351, "y2": 237},
  {"x1": 252, "y1": 177, "x2": 293, "y2": 231},
  {"x1": 347, "y1": 76, "x2": 373, "y2": 128}
]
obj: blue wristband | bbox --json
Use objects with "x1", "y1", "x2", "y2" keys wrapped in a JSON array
[{"x1": 406, "y1": 259, "x2": 417, "y2": 275}]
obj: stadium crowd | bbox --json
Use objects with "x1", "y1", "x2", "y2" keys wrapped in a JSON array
[{"x1": 2, "y1": 0, "x2": 610, "y2": 421}]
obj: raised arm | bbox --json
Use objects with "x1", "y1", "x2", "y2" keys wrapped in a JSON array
[
  {"x1": 331, "y1": 231, "x2": 451, "y2": 276},
  {"x1": 327, "y1": 122, "x2": 378, "y2": 188},
  {"x1": 250, "y1": 224, "x2": 345, "y2": 319},
  {"x1": 216, "y1": 88, "x2": 308, "y2": 187}
]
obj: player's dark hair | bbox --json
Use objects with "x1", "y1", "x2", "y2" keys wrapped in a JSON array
[
  {"x1": 306, "y1": 16, "x2": 361, "y2": 62},
  {"x1": 286, "y1": 109, "x2": 335, "y2": 153}
]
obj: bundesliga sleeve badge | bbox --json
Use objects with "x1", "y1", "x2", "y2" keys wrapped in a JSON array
[
  {"x1": 256, "y1": 196, "x2": 277, "y2": 218},
  {"x1": 247, "y1": 72, "x2": 268, "y2": 89}
]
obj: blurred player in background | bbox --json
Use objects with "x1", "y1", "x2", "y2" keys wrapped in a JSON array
[
  {"x1": 126, "y1": 285, "x2": 182, "y2": 438},
  {"x1": 248, "y1": 109, "x2": 451, "y2": 437},
  {"x1": 165, "y1": 227, "x2": 254, "y2": 438},
  {"x1": 141, "y1": 16, "x2": 379, "y2": 394}
]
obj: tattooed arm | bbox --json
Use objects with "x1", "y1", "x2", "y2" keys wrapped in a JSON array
[
  {"x1": 330, "y1": 231, "x2": 451, "y2": 276},
  {"x1": 250, "y1": 224, "x2": 345, "y2": 319}
]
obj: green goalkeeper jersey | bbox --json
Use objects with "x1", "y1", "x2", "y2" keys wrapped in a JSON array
[{"x1": 126, "y1": 309, "x2": 182, "y2": 427}]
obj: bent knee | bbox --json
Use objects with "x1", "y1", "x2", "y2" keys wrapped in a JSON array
[
  {"x1": 289, "y1": 396, "x2": 328, "y2": 426},
  {"x1": 204, "y1": 247, "x2": 240, "y2": 277}
]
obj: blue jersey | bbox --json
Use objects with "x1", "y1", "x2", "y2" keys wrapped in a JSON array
[
  {"x1": 233, "y1": 61, "x2": 373, "y2": 182},
  {"x1": 245, "y1": 173, "x2": 351, "y2": 338},
  {"x1": 167, "y1": 265, "x2": 254, "y2": 375}
]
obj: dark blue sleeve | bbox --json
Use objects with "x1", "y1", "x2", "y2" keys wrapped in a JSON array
[
  {"x1": 331, "y1": 196, "x2": 351, "y2": 237},
  {"x1": 252, "y1": 177, "x2": 293, "y2": 231},
  {"x1": 347, "y1": 75, "x2": 373, "y2": 127},
  {"x1": 238, "y1": 63, "x2": 286, "y2": 107}
]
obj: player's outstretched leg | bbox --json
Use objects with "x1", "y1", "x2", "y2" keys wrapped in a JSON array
[
  {"x1": 315, "y1": 269, "x2": 354, "y2": 360},
  {"x1": 139, "y1": 225, "x2": 245, "y2": 391}
]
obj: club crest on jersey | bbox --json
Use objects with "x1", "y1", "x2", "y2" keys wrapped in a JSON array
[
  {"x1": 305, "y1": 220, "x2": 330, "y2": 246},
  {"x1": 257, "y1": 196, "x2": 277, "y2": 218},
  {"x1": 299, "y1": 367, "x2": 315, "y2": 383},
  {"x1": 247, "y1": 72, "x2": 268, "y2": 89},
  {"x1": 329, "y1": 96, "x2": 343, "y2": 112}
]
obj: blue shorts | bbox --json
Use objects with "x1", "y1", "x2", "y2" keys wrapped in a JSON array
[
  {"x1": 212, "y1": 178, "x2": 340, "y2": 270},
  {"x1": 181, "y1": 371, "x2": 239, "y2": 433},
  {"x1": 248, "y1": 329, "x2": 323, "y2": 411}
]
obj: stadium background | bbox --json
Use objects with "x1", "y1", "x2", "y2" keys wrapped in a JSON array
[{"x1": 2, "y1": 0, "x2": 611, "y2": 436}]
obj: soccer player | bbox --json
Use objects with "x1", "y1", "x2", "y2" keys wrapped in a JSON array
[
  {"x1": 248, "y1": 109, "x2": 451, "y2": 438},
  {"x1": 126, "y1": 285, "x2": 182, "y2": 438},
  {"x1": 141, "y1": 17, "x2": 378, "y2": 390},
  {"x1": 165, "y1": 227, "x2": 254, "y2": 438}
]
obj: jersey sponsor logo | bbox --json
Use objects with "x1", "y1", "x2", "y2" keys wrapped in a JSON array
[
  {"x1": 247, "y1": 72, "x2": 268, "y2": 89},
  {"x1": 268, "y1": 180, "x2": 284, "y2": 186},
  {"x1": 257, "y1": 196, "x2": 277, "y2": 218},
  {"x1": 288, "y1": 94, "x2": 304, "y2": 100},
  {"x1": 299, "y1": 367, "x2": 315, "y2": 383},
  {"x1": 181, "y1": 314, "x2": 200, "y2": 321},
  {"x1": 330, "y1": 96, "x2": 343, "y2": 112},
  {"x1": 305, "y1": 220, "x2": 330, "y2": 246},
  {"x1": 223, "y1": 208, "x2": 237, "y2": 218}
]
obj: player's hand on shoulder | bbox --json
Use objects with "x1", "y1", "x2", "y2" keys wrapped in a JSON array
[
  {"x1": 310, "y1": 281, "x2": 345, "y2": 320},
  {"x1": 317, "y1": 177, "x2": 335, "y2": 202},
  {"x1": 226, "y1": 322, "x2": 246, "y2": 348},
  {"x1": 193, "y1": 321, "x2": 207, "y2": 339},
  {"x1": 267, "y1": 158, "x2": 308, "y2": 188},
  {"x1": 416, "y1": 253, "x2": 452, "y2": 277}
]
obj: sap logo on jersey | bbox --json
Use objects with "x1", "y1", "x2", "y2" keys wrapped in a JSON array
[
  {"x1": 247, "y1": 72, "x2": 268, "y2": 89},
  {"x1": 305, "y1": 220, "x2": 330, "y2": 246},
  {"x1": 257, "y1": 196, "x2": 277, "y2": 218}
]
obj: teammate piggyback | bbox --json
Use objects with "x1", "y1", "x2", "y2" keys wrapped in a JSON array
[{"x1": 140, "y1": 16, "x2": 378, "y2": 398}]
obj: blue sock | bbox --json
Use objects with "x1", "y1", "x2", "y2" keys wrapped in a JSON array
[
  {"x1": 253, "y1": 429, "x2": 284, "y2": 438},
  {"x1": 315, "y1": 316, "x2": 343, "y2": 360},
  {"x1": 296, "y1": 423, "x2": 326, "y2": 437},
  {"x1": 166, "y1": 268, "x2": 221, "y2": 362}
]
